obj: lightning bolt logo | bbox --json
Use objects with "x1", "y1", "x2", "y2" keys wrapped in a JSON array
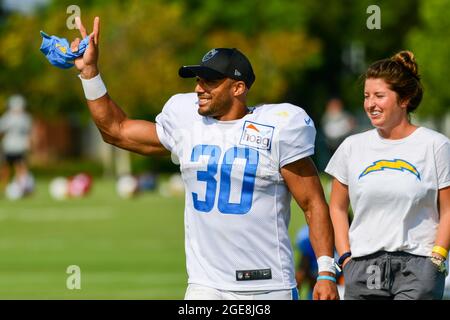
[
  {"x1": 359, "y1": 159, "x2": 421, "y2": 180},
  {"x1": 56, "y1": 43, "x2": 67, "y2": 54}
]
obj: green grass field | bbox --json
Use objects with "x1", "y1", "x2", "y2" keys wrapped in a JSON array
[{"x1": 0, "y1": 178, "x2": 309, "y2": 299}]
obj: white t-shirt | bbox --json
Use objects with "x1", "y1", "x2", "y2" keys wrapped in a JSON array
[
  {"x1": 156, "y1": 93, "x2": 316, "y2": 291},
  {"x1": 0, "y1": 111, "x2": 32, "y2": 154},
  {"x1": 325, "y1": 127, "x2": 450, "y2": 258}
]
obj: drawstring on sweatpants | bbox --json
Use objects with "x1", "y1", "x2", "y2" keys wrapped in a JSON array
[{"x1": 382, "y1": 255, "x2": 393, "y2": 290}]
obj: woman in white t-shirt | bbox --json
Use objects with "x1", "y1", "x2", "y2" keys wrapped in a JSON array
[{"x1": 325, "y1": 51, "x2": 450, "y2": 300}]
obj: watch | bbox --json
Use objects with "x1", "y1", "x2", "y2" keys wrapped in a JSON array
[{"x1": 430, "y1": 256, "x2": 448, "y2": 276}]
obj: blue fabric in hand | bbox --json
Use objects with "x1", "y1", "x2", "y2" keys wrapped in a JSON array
[{"x1": 40, "y1": 31, "x2": 90, "y2": 69}]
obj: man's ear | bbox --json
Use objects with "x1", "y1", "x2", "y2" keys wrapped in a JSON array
[{"x1": 233, "y1": 81, "x2": 247, "y2": 96}]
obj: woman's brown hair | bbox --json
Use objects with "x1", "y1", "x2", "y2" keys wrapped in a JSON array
[{"x1": 365, "y1": 50, "x2": 423, "y2": 113}]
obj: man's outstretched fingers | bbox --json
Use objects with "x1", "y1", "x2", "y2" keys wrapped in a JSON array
[
  {"x1": 75, "y1": 16, "x2": 87, "y2": 38},
  {"x1": 93, "y1": 17, "x2": 100, "y2": 45},
  {"x1": 89, "y1": 32, "x2": 95, "y2": 47},
  {"x1": 71, "y1": 38, "x2": 80, "y2": 52}
]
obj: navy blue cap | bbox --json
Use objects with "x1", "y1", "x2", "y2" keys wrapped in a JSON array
[{"x1": 179, "y1": 48, "x2": 255, "y2": 89}]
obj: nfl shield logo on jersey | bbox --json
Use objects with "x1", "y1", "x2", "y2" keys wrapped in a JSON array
[{"x1": 239, "y1": 121, "x2": 274, "y2": 150}]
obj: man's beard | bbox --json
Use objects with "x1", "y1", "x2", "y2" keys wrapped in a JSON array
[{"x1": 197, "y1": 94, "x2": 232, "y2": 118}]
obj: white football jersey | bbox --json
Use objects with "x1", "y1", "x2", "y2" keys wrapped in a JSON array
[{"x1": 156, "y1": 93, "x2": 316, "y2": 291}]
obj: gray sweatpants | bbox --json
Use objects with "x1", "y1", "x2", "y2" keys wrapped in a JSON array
[{"x1": 343, "y1": 251, "x2": 445, "y2": 300}]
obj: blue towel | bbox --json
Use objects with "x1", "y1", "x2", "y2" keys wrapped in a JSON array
[{"x1": 40, "y1": 31, "x2": 90, "y2": 69}]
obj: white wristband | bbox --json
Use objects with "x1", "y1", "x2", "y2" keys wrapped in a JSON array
[
  {"x1": 78, "y1": 73, "x2": 107, "y2": 100},
  {"x1": 317, "y1": 256, "x2": 336, "y2": 274}
]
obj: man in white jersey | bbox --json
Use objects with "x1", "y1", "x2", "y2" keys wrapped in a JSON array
[{"x1": 68, "y1": 17, "x2": 338, "y2": 300}]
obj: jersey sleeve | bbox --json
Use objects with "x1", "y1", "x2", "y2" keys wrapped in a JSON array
[
  {"x1": 155, "y1": 96, "x2": 178, "y2": 152},
  {"x1": 278, "y1": 110, "x2": 316, "y2": 168},
  {"x1": 324, "y1": 137, "x2": 350, "y2": 185},
  {"x1": 155, "y1": 93, "x2": 199, "y2": 153},
  {"x1": 435, "y1": 139, "x2": 450, "y2": 190}
]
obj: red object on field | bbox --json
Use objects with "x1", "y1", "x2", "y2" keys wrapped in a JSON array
[{"x1": 68, "y1": 173, "x2": 93, "y2": 197}]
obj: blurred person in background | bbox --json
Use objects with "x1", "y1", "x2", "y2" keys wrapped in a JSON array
[
  {"x1": 321, "y1": 97, "x2": 356, "y2": 155},
  {"x1": 59, "y1": 16, "x2": 339, "y2": 300},
  {"x1": 0, "y1": 94, "x2": 33, "y2": 196},
  {"x1": 295, "y1": 225, "x2": 319, "y2": 300},
  {"x1": 295, "y1": 225, "x2": 345, "y2": 299},
  {"x1": 326, "y1": 51, "x2": 450, "y2": 300}
]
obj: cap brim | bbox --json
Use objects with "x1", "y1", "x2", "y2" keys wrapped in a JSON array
[{"x1": 178, "y1": 65, "x2": 225, "y2": 80}]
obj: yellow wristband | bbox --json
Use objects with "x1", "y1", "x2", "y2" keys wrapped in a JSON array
[{"x1": 432, "y1": 246, "x2": 448, "y2": 259}]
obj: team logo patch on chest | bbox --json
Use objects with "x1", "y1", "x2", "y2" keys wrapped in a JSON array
[
  {"x1": 239, "y1": 121, "x2": 274, "y2": 150},
  {"x1": 359, "y1": 159, "x2": 421, "y2": 180}
]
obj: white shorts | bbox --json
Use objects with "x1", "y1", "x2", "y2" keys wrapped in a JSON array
[{"x1": 185, "y1": 284, "x2": 298, "y2": 300}]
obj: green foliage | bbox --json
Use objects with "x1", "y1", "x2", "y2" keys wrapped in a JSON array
[
  {"x1": 0, "y1": 0, "x2": 447, "y2": 147},
  {"x1": 0, "y1": 0, "x2": 193, "y2": 118},
  {"x1": 31, "y1": 159, "x2": 104, "y2": 178},
  {"x1": 173, "y1": 0, "x2": 310, "y2": 34},
  {"x1": 294, "y1": 0, "x2": 421, "y2": 120},
  {"x1": 0, "y1": 0, "x2": 321, "y2": 118},
  {"x1": 407, "y1": 0, "x2": 450, "y2": 120}
]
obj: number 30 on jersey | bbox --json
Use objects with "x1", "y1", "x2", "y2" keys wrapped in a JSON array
[{"x1": 190, "y1": 144, "x2": 259, "y2": 215}]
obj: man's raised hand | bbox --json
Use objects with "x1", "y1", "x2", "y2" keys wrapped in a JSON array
[{"x1": 71, "y1": 16, "x2": 100, "y2": 79}]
